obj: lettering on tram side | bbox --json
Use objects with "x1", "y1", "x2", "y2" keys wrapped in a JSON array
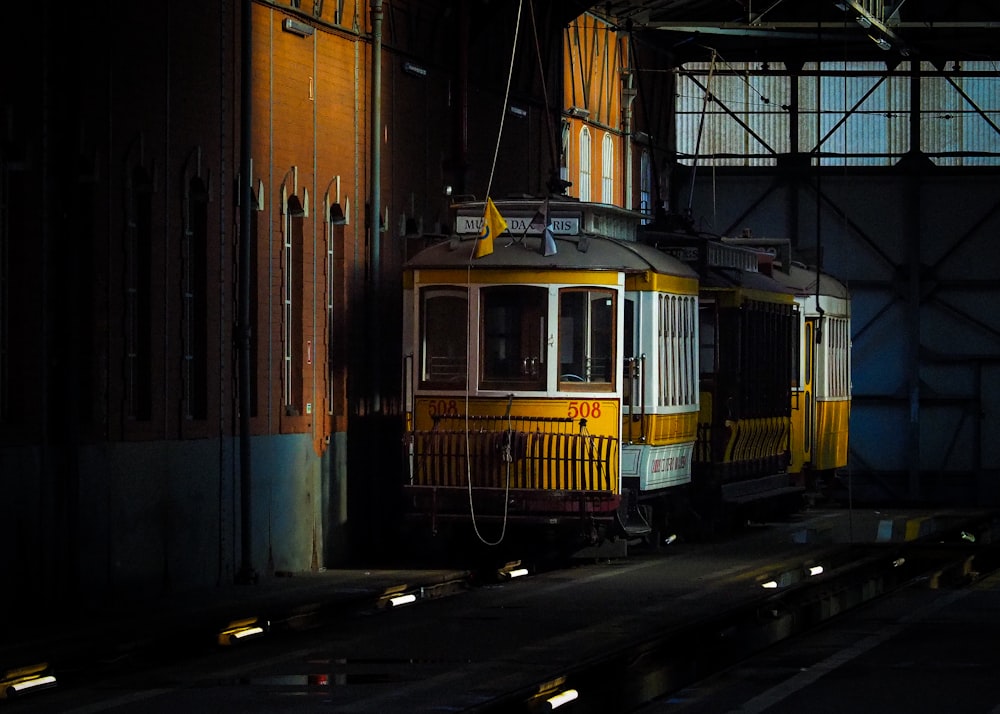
[
  {"x1": 423, "y1": 400, "x2": 610, "y2": 420},
  {"x1": 650, "y1": 453, "x2": 688, "y2": 473}
]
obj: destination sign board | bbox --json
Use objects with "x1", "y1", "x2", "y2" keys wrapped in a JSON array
[{"x1": 455, "y1": 212, "x2": 580, "y2": 236}]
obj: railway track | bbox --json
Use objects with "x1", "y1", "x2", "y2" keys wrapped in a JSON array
[
  {"x1": 7, "y1": 509, "x2": 997, "y2": 713},
  {"x1": 474, "y1": 514, "x2": 1000, "y2": 713}
]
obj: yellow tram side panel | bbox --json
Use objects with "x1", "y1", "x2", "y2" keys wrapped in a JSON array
[
  {"x1": 623, "y1": 411, "x2": 698, "y2": 450},
  {"x1": 698, "y1": 282, "x2": 795, "y2": 470},
  {"x1": 641, "y1": 411, "x2": 699, "y2": 445},
  {"x1": 621, "y1": 410, "x2": 698, "y2": 490},
  {"x1": 698, "y1": 397, "x2": 792, "y2": 469},
  {"x1": 814, "y1": 398, "x2": 850, "y2": 471},
  {"x1": 719, "y1": 412, "x2": 790, "y2": 464},
  {"x1": 410, "y1": 395, "x2": 621, "y2": 494},
  {"x1": 788, "y1": 393, "x2": 809, "y2": 475},
  {"x1": 624, "y1": 270, "x2": 699, "y2": 296},
  {"x1": 788, "y1": 397, "x2": 850, "y2": 477}
]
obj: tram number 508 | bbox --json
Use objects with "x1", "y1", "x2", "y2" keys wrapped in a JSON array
[
  {"x1": 426, "y1": 400, "x2": 459, "y2": 417},
  {"x1": 567, "y1": 401, "x2": 602, "y2": 419}
]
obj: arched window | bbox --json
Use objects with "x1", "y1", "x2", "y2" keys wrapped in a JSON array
[
  {"x1": 282, "y1": 190, "x2": 306, "y2": 415},
  {"x1": 578, "y1": 126, "x2": 591, "y2": 202},
  {"x1": 601, "y1": 133, "x2": 614, "y2": 204}
]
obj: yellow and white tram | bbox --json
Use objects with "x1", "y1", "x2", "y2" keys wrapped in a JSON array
[
  {"x1": 402, "y1": 199, "x2": 850, "y2": 547},
  {"x1": 402, "y1": 199, "x2": 698, "y2": 543}
]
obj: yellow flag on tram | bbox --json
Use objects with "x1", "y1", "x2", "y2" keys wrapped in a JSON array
[{"x1": 475, "y1": 197, "x2": 507, "y2": 258}]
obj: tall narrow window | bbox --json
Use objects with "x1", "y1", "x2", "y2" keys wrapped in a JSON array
[
  {"x1": 791, "y1": 313, "x2": 803, "y2": 390},
  {"x1": 183, "y1": 176, "x2": 208, "y2": 420},
  {"x1": 327, "y1": 222, "x2": 335, "y2": 414},
  {"x1": 283, "y1": 194, "x2": 305, "y2": 414},
  {"x1": 419, "y1": 287, "x2": 468, "y2": 387},
  {"x1": 125, "y1": 166, "x2": 153, "y2": 421},
  {"x1": 578, "y1": 127, "x2": 592, "y2": 202},
  {"x1": 826, "y1": 316, "x2": 851, "y2": 398},
  {"x1": 601, "y1": 133, "x2": 614, "y2": 204},
  {"x1": 639, "y1": 149, "x2": 652, "y2": 222},
  {"x1": 659, "y1": 294, "x2": 698, "y2": 406},
  {"x1": 559, "y1": 288, "x2": 615, "y2": 389}
]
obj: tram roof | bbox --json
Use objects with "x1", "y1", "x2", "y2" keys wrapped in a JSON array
[
  {"x1": 404, "y1": 233, "x2": 699, "y2": 279},
  {"x1": 700, "y1": 267, "x2": 798, "y2": 296},
  {"x1": 771, "y1": 262, "x2": 850, "y2": 299}
]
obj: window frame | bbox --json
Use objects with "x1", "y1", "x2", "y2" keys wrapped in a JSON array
[
  {"x1": 478, "y1": 284, "x2": 549, "y2": 392},
  {"x1": 601, "y1": 132, "x2": 614, "y2": 204},
  {"x1": 557, "y1": 286, "x2": 616, "y2": 393},
  {"x1": 417, "y1": 285, "x2": 470, "y2": 390},
  {"x1": 578, "y1": 126, "x2": 592, "y2": 202}
]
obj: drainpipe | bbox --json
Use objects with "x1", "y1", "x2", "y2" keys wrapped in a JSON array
[
  {"x1": 370, "y1": 0, "x2": 383, "y2": 412},
  {"x1": 236, "y1": 0, "x2": 256, "y2": 585}
]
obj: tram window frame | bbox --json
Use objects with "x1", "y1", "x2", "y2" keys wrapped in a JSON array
[
  {"x1": 479, "y1": 285, "x2": 548, "y2": 392},
  {"x1": 698, "y1": 300, "x2": 718, "y2": 376},
  {"x1": 558, "y1": 287, "x2": 616, "y2": 391},
  {"x1": 659, "y1": 293, "x2": 698, "y2": 408},
  {"x1": 791, "y1": 311, "x2": 802, "y2": 390},
  {"x1": 418, "y1": 286, "x2": 469, "y2": 388}
]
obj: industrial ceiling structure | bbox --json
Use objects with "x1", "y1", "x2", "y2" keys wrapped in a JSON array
[
  {"x1": 540, "y1": 0, "x2": 1000, "y2": 505},
  {"x1": 577, "y1": 1, "x2": 1000, "y2": 64}
]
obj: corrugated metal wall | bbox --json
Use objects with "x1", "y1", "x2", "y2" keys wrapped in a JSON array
[
  {"x1": 675, "y1": 61, "x2": 1000, "y2": 166},
  {"x1": 671, "y1": 58, "x2": 1000, "y2": 504}
]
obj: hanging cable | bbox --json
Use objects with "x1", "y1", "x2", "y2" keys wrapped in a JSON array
[
  {"x1": 463, "y1": 0, "x2": 524, "y2": 547},
  {"x1": 528, "y1": 0, "x2": 560, "y2": 181},
  {"x1": 687, "y1": 48, "x2": 718, "y2": 215},
  {"x1": 482, "y1": 0, "x2": 523, "y2": 206}
]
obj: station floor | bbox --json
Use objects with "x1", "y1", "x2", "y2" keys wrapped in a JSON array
[
  {"x1": 635, "y1": 562, "x2": 1000, "y2": 713},
  {"x1": 3, "y1": 506, "x2": 998, "y2": 711}
]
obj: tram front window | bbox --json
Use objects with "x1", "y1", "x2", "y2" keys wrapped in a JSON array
[
  {"x1": 419, "y1": 287, "x2": 468, "y2": 387},
  {"x1": 480, "y1": 285, "x2": 547, "y2": 391},
  {"x1": 559, "y1": 288, "x2": 615, "y2": 389}
]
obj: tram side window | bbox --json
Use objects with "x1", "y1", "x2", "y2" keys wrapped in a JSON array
[
  {"x1": 419, "y1": 287, "x2": 468, "y2": 387},
  {"x1": 559, "y1": 288, "x2": 615, "y2": 389},
  {"x1": 699, "y1": 301, "x2": 717, "y2": 375},
  {"x1": 660, "y1": 294, "x2": 698, "y2": 407},
  {"x1": 481, "y1": 285, "x2": 547, "y2": 391},
  {"x1": 827, "y1": 316, "x2": 850, "y2": 398},
  {"x1": 791, "y1": 313, "x2": 802, "y2": 389},
  {"x1": 623, "y1": 297, "x2": 635, "y2": 359}
]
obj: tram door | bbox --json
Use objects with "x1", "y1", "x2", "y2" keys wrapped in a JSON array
[{"x1": 789, "y1": 316, "x2": 816, "y2": 476}]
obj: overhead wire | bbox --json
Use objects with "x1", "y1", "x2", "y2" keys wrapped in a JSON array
[
  {"x1": 463, "y1": 0, "x2": 524, "y2": 547},
  {"x1": 687, "y1": 48, "x2": 718, "y2": 217},
  {"x1": 528, "y1": 0, "x2": 560, "y2": 180}
]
